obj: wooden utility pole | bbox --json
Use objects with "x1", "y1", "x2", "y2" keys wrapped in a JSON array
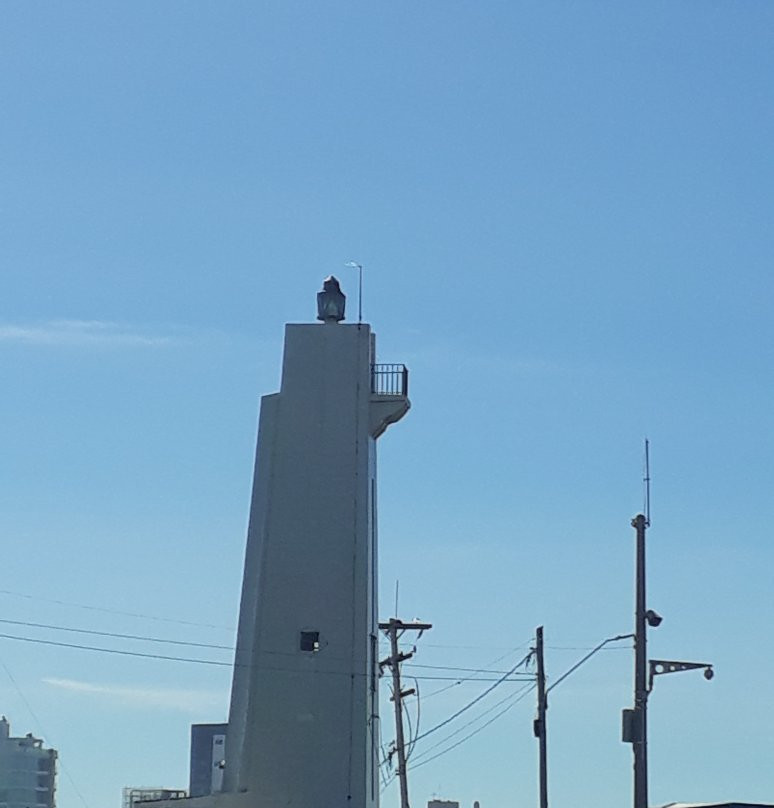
[
  {"x1": 533, "y1": 626, "x2": 548, "y2": 808},
  {"x1": 379, "y1": 618, "x2": 432, "y2": 808}
]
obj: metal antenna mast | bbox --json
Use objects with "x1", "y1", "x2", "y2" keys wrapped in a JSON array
[
  {"x1": 643, "y1": 438, "x2": 651, "y2": 526},
  {"x1": 345, "y1": 261, "x2": 364, "y2": 324},
  {"x1": 624, "y1": 441, "x2": 714, "y2": 808}
]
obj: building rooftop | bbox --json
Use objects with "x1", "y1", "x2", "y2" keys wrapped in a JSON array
[{"x1": 659, "y1": 803, "x2": 774, "y2": 808}]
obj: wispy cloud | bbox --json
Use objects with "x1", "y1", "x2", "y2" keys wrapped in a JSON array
[
  {"x1": 42, "y1": 677, "x2": 226, "y2": 713},
  {"x1": 0, "y1": 319, "x2": 184, "y2": 347}
]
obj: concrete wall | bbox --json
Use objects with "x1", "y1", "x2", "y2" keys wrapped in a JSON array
[
  {"x1": 189, "y1": 724, "x2": 227, "y2": 798},
  {"x1": 223, "y1": 322, "x2": 407, "y2": 807}
]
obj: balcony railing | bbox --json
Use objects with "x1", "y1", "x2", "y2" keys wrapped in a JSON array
[{"x1": 371, "y1": 364, "x2": 409, "y2": 397}]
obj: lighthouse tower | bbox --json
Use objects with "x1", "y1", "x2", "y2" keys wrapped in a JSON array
[{"x1": 168, "y1": 278, "x2": 410, "y2": 808}]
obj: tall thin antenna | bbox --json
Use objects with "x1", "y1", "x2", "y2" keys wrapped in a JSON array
[
  {"x1": 643, "y1": 438, "x2": 651, "y2": 526},
  {"x1": 394, "y1": 579, "x2": 399, "y2": 619},
  {"x1": 345, "y1": 261, "x2": 363, "y2": 324}
]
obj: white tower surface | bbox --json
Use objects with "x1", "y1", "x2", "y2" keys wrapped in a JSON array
[{"x1": 161, "y1": 278, "x2": 409, "y2": 808}]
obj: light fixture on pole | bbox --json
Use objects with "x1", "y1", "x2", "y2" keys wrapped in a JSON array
[
  {"x1": 648, "y1": 659, "x2": 714, "y2": 692},
  {"x1": 621, "y1": 515, "x2": 714, "y2": 808},
  {"x1": 344, "y1": 261, "x2": 363, "y2": 324}
]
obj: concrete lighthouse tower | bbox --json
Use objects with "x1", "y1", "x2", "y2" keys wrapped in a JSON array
[{"x1": 173, "y1": 278, "x2": 409, "y2": 808}]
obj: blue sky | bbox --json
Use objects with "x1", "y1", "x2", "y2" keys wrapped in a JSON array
[{"x1": 2, "y1": 2, "x2": 773, "y2": 807}]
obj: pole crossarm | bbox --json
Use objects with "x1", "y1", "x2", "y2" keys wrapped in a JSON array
[
  {"x1": 378, "y1": 620, "x2": 433, "y2": 632},
  {"x1": 648, "y1": 659, "x2": 714, "y2": 692}
]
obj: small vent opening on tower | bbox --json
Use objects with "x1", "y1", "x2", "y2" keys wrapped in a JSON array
[{"x1": 299, "y1": 631, "x2": 320, "y2": 653}]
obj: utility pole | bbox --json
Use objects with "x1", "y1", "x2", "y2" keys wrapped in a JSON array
[
  {"x1": 533, "y1": 626, "x2": 548, "y2": 808},
  {"x1": 379, "y1": 618, "x2": 432, "y2": 808},
  {"x1": 532, "y1": 627, "x2": 633, "y2": 808}
]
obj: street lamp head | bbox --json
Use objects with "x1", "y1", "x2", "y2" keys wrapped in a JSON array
[
  {"x1": 704, "y1": 666, "x2": 714, "y2": 680},
  {"x1": 645, "y1": 609, "x2": 663, "y2": 628}
]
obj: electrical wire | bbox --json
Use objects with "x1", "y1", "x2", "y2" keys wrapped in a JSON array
[
  {"x1": 404, "y1": 662, "x2": 529, "y2": 675},
  {"x1": 380, "y1": 772, "x2": 397, "y2": 794},
  {"x1": 410, "y1": 681, "x2": 535, "y2": 764},
  {"x1": 0, "y1": 617, "x2": 536, "y2": 677},
  {"x1": 0, "y1": 589, "x2": 232, "y2": 630},
  {"x1": 401, "y1": 674, "x2": 533, "y2": 683},
  {"x1": 411, "y1": 650, "x2": 534, "y2": 744},
  {"x1": 420, "y1": 640, "x2": 534, "y2": 701},
  {"x1": 377, "y1": 715, "x2": 391, "y2": 787},
  {"x1": 406, "y1": 678, "x2": 421, "y2": 761},
  {"x1": 0, "y1": 632, "x2": 233, "y2": 666},
  {"x1": 404, "y1": 694, "x2": 414, "y2": 758},
  {"x1": 409, "y1": 683, "x2": 536, "y2": 771},
  {"x1": 0, "y1": 631, "x2": 535, "y2": 683},
  {"x1": 0, "y1": 658, "x2": 91, "y2": 808},
  {"x1": 0, "y1": 617, "x2": 233, "y2": 650},
  {"x1": 395, "y1": 641, "x2": 532, "y2": 652},
  {"x1": 547, "y1": 645, "x2": 631, "y2": 651}
]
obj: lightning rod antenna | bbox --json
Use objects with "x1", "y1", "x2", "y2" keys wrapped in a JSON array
[
  {"x1": 643, "y1": 438, "x2": 651, "y2": 526},
  {"x1": 344, "y1": 261, "x2": 363, "y2": 324}
]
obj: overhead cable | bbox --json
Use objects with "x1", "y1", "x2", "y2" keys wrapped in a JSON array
[
  {"x1": 0, "y1": 618, "x2": 533, "y2": 677},
  {"x1": 409, "y1": 683, "x2": 536, "y2": 771},
  {"x1": 0, "y1": 618, "x2": 233, "y2": 650},
  {"x1": 0, "y1": 632, "x2": 533, "y2": 682},
  {"x1": 411, "y1": 650, "x2": 534, "y2": 744},
  {"x1": 0, "y1": 589, "x2": 231, "y2": 630},
  {"x1": 0, "y1": 658, "x2": 92, "y2": 808},
  {"x1": 420, "y1": 639, "x2": 534, "y2": 700},
  {"x1": 410, "y1": 681, "x2": 535, "y2": 764}
]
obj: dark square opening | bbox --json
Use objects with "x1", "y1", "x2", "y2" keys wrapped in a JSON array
[{"x1": 299, "y1": 631, "x2": 320, "y2": 653}]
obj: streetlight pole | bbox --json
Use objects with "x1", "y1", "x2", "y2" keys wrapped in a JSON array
[
  {"x1": 622, "y1": 514, "x2": 714, "y2": 808},
  {"x1": 632, "y1": 513, "x2": 649, "y2": 808}
]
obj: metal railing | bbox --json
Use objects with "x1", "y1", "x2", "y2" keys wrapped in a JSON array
[{"x1": 371, "y1": 364, "x2": 409, "y2": 397}]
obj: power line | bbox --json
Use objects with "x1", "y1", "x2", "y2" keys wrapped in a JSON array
[
  {"x1": 0, "y1": 632, "x2": 534, "y2": 682},
  {"x1": 0, "y1": 593, "x2": 614, "y2": 656},
  {"x1": 0, "y1": 589, "x2": 232, "y2": 630},
  {"x1": 0, "y1": 632, "x2": 234, "y2": 667},
  {"x1": 405, "y1": 662, "x2": 528, "y2": 675},
  {"x1": 0, "y1": 592, "x2": 630, "y2": 654},
  {"x1": 0, "y1": 618, "x2": 233, "y2": 650},
  {"x1": 420, "y1": 641, "x2": 531, "y2": 702},
  {"x1": 410, "y1": 681, "x2": 535, "y2": 764},
  {"x1": 409, "y1": 683, "x2": 536, "y2": 771},
  {"x1": 412, "y1": 650, "x2": 534, "y2": 744},
  {"x1": 0, "y1": 617, "x2": 536, "y2": 677},
  {"x1": 546, "y1": 644, "x2": 630, "y2": 652},
  {"x1": 0, "y1": 658, "x2": 91, "y2": 808},
  {"x1": 407, "y1": 642, "x2": 533, "y2": 652},
  {"x1": 405, "y1": 678, "x2": 421, "y2": 761},
  {"x1": 380, "y1": 772, "x2": 397, "y2": 795}
]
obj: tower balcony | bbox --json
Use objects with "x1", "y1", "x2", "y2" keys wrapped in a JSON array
[
  {"x1": 371, "y1": 363, "x2": 409, "y2": 397},
  {"x1": 370, "y1": 363, "x2": 410, "y2": 438}
]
